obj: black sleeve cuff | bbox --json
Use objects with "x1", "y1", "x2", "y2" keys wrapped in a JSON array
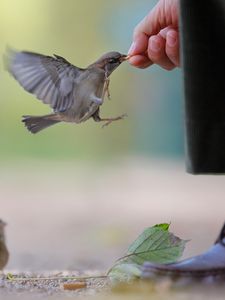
[{"x1": 180, "y1": 0, "x2": 225, "y2": 174}]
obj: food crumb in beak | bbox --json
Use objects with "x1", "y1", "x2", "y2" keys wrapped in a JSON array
[{"x1": 120, "y1": 55, "x2": 131, "y2": 62}]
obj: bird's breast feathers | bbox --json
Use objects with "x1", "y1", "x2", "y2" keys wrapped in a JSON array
[{"x1": 62, "y1": 70, "x2": 105, "y2": 123}]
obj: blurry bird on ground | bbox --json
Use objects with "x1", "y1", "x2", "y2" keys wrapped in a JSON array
[
  {"x1": 0, "y1": 220, "x2": 9, "y2": 270},
  {"x1": 6, "y1": 49, "x2": 129, "y2": 133}
]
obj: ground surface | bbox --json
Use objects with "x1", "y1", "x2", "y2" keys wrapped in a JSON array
[
  {"x1": 1, "y1": 271, "x2": 225, "y2": 300},
  {"x1": 0, "y1": 158, "x2": 224, "y2": 298}
]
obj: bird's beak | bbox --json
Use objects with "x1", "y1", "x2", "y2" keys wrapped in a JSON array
[{"x1": 119, "y1": 54, "x2": 131, "y2": 62}]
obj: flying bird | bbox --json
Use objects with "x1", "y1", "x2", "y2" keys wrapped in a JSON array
[{"x1": 6, "y1": 50, "x2": 129, "y2": 133}]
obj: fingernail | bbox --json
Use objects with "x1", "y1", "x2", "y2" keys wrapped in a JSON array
[
  {"x1": 167, "y1": 31, "x2": 177, "y2": 47},
  {"x1": 150, "y1": 37, "x2": 161, "y2": 52},
  {"x1": 128, "y1": 42, "x2": 136, "y2": 55}
]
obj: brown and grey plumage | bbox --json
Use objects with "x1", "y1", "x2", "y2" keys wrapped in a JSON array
[
  {"x1": 0, "y1": 220, "x2": 9, "y2": 270},
  {"x1": 6, "y1": 49, "x2": 128, "y2": 133}
]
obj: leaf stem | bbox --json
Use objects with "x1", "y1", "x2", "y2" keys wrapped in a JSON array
[{"x1": 7, "y1": 275, "x2": 108, "y2": 282}]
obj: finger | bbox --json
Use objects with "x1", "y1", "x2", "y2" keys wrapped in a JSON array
[
  {"x1": 128, "y1": 10, "x2": 162, "y2": 56},
  {"x1": 159, "y1": 26, "x2": 175, "y2": 39},
  {"x1": 134, "y1": 3, "x2": 165, "y2": 40},
  {"x1": 148, "y1": 35, "x2": 175, "y2": 70},
  {"x1": 165, "y1": 29, "x2": 180, "y2": 66},
  {"x1": 128, "y1": 32, "x2": 148, "y2": 56},
  {"x1": 129, "y1": 54, "x2": 153, "y2": 69}
]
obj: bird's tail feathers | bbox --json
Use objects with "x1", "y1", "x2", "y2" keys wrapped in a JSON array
[{"x1": 22, "y1": 114, "x2": 60, "y2": 134}]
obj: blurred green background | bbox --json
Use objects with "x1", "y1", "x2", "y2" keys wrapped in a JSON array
[{"x1": 0, "y1": 0, "x2": 183, "y2": 161}]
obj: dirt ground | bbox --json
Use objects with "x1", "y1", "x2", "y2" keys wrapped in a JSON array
[{"x1": 0, "y1": 158, "x2": 224, "y2": 298}]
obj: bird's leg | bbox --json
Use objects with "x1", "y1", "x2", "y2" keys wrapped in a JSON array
[
  {"x1": 100, "y1": 114, "x2": 127, "y2": 128},
  {"x1": 103, "y1": 72, "x2": 111, "y2": 100},
  {"x1": 105, "y1": 78, "x2": 111, "y2": 100},
  {"x1": 92, "y1": 110, "x2": 127, "y2": 128}
]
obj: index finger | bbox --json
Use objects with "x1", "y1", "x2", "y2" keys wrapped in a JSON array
[{"x1": 129, "y1": 4, "x2": 164, "y2": 56}]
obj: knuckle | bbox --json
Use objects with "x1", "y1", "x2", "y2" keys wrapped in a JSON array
[
  {"x1": 133, "y1": 16, "x2": 147, "y2": 39},
  {"x1": 133, "y1": 24, "x2": 142, "y2": 39}
]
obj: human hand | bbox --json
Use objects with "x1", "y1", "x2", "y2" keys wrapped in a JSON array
[{"x1": 128, "y1": 0, "x2": 179, "y2": 70}]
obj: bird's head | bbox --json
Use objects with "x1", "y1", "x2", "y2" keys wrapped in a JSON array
[{"x1": 90, "y1": 51, "x2": 129, "y2": 76}]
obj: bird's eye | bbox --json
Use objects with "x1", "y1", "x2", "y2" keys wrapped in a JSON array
[{"x1": 108, "y1": 58, "x2": 117, "y2": 64}]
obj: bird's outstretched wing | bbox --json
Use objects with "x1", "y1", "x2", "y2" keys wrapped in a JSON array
[{"x1": 6, "y1": 50, "x2": 84, "y2": 112}]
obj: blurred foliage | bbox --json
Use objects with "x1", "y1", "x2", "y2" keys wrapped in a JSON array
[{"x1": 0, "y1": 0, "x2": 183, "y2": 161}]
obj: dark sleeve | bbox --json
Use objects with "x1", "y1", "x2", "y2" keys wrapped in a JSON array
[{"x1": 180, "y1": 0, "x2": 225, "y2": 174}]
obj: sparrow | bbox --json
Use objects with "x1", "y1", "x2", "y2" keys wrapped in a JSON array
[
  {"x1": 6, "y1": 49, "x2": 129, "y2": 133},
  {"x1": 0, "y1": 220, "x2": 9, "y2": 270}
]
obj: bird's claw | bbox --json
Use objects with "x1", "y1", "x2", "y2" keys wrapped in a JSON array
[
  {"x1": 101, "y1": 114, "x2": 128, "y2": 128},
  {"x1": 101, "y1": 121, "x2": 111, "y2": 128}
]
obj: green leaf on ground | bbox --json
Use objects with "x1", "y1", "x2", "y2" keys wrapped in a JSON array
[
  {"x1": 153, "y1": 223, "x2": 170, "y2": 231},
  {"x1": 108, "y1": 223, "x2": 187, "y2": 282}
]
